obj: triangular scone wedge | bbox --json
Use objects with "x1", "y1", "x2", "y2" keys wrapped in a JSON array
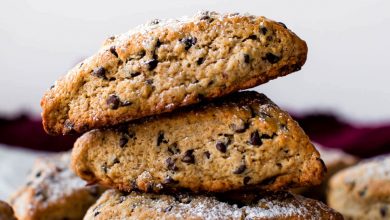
[
  {"x1": 42, "y1": 11, "x2": 307, "y2": 135},
  {"x1": 71, "y1": 91, "x2": 324, "y2": 193}
]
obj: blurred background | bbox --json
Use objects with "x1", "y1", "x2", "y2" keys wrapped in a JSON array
[{"x1": 0, "y1": 0, "x2": 389, "y2": 198}]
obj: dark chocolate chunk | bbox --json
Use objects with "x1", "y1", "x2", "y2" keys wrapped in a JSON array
[
  {"x1": 247, "y1": 35, "x2": 257, "y2": 40},
  {"x1": 107, "y1": 94, "x2": 121, "y2": 110},
  {"x1": 167, "y1": 143, "x2": 180, "y2": 155},
  {"x1": 249, "y1": 131, "x2": 262, "y2": 146},
  {"x1": 204, "y1": 151, "x2": 211, "y2": 159},
  {"x1": 197, "y1": 57, "x2": 204, "y2": 65},
  {"x1": 260, "y1": 25, "x2": 268, "y2": 35},
  {"x1": 146, "y1": 79, "x2": 153, "y2": 85},
  {"x1": 181, "y1": 37, "x2": 197, "y2": 50},
  {"x1": 156, "y1": 39, "x2": 162, "y2": 47},
  {"x1": 163, "y1": 176, "x2": 179, "y2": 185},
  {"x1": 358, "y1": 187, "x2": 367, "y2": 197},
  {"x1": 94, "y1": 211, "x2": 100, "y2": 217},
  {"x1": 109, "y1": 77, "x2": 116, "y2": 81},
  {"x1": 157, "y1": 131, "x2": 168, "y2": 146},
  {"x1": 92, "y1": 66, "x2": 106, "y2": 79},
  {"x1": 146, "y1": 59, "x2": 158, "y2": 70},
  {"x1": 261, "y1": 133, "x2": 273, "y2": 139},
  {"x1": 215, "y1": 141, "x2": 227, "y2": 153},
  {"x1": 35, "y1": 171, "x2": 42, "y2": 178},
  {"x1": 164, "y1": 205, "x2": 173, "y2": 212},
  {"x1": 34, "y1": 189, "x2": 47, "y2": 201},
  {"x1": 380, "y1": 206, "x2": 388, "y2": 217},
  {"x1": 278, "y1": 22, "x2": 287, "y2": 29},
  {"x1": 113, "y1": 158, "x2": 120, "y2": 164},
  {"x1": 50, "y1": 85, "x2": 55, "y2": 89},
  {"x1": 244, "y1": 54, "x2": 250, "y2": 63},
  {"x1": 233, "y1": 164, "x2": 246, "y2": 174},
  {"x1": 243, "y1": 176, "x2": 251, "y2": 185},
  {"x1": 119, "y1": 136, "x2": 128, "y2": 148},
  {"x1": 265, "y1": 53, "x2": 280, "y2": 64},
  {"x1": 108, "y1": 36, "x2": 115, "y2": 40},
  {"x1": 166, "y1": 157, "x2": 178, "y2": 171},
  {"x1": 130, "y1": 72, "x2": 141, "y2": 77},
  {"x1": 182, "y1": 150, "x2": 195, "y2": 164},
  {"x1": 276, "y1": 163, "x2": 282, "y2": 168},
  {"x1": 150, "y1": 19, "x2": 160, "y2": 25},
  {"x1": 110, "y1": 46, "x2": 118, "y2": 57}
]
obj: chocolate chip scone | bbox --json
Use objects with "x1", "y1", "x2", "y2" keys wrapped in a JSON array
[
  {"x1": 292, "y1": 144, "x2": 358, "y2": 201},
  {"x1": 327, "y1": 155, "x2": 390, "y2": 220},
  {"x1": 0, "y1": 201, "x2": 17, "y2": 220},
  {"x1": 71, "y1": 91, "x2": 324, "y2": 193},
  {"x1": 10, "y1": 152, "x2": 105, "y2": 220},
  {"x1": 84, "y1": 189, "x2": 343, "y2": 220},
  {"x1": 41, "y1": 11, "x2": 307, "y2": 135}
]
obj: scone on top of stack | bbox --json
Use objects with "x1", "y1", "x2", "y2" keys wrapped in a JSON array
[
  {"x1": 37, "y1": 11, "x2": 342, "y2": 219},
  {"x1": 328, "y1": 155, "x2": 390, "y2": 220},
  {"x1": 9, "y1": 152, "x2": 105, "y2": 220}
]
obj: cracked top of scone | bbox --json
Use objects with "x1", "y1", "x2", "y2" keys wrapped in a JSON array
[
  {"x1": 84, "y1": 190, "x2": 343, "y2": 220},
  {"x1": 41, "y1": 11, "x2": 307, "y2": 135}
]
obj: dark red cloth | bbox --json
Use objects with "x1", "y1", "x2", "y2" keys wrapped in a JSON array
[{"x1": 0, "y1": 113, "x2": 389, "y2": 157}]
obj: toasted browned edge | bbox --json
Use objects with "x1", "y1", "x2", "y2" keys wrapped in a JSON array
[{"x1": 41, "y1": 13, "x2": 308, "y2": 135}]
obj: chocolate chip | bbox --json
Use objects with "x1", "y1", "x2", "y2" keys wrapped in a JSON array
[
  {"x1": 110, "y1": 46, "x2": 118, "y2": 57},
  {"x1": 244, "y1": 54, "x2": 250, "y2": 63},
  {"x1": 146, "y1": 59, "x2": 158, "y2": 70},
  {"x1": 94, "y1": 211, "x2": 100, "y2": 217},
  {"x1": 119, "y1": 196, "x2": 127, "y2": 203},
  {"x1": 261, "y1": 133, "x2": 273, "y2": 139},
  {"x1": 92, "y1": 66, "x2": 106, "y2": 79},
  {"x1": 35, "y1": 171, "x2": 42, "y2": 178},
  {"x1": 167, "y1": 143, "x2": 180, "y2": 155},
  {"x1": 150, "y1": 19, "x2": 160, "y2": 25},
  {"x1": 181, "y1": 37, "x2": 197, "y2": 50},
  {"x1": 233, "y1": 164, "x2": 246, "y2": 174},
  {"x1": 265, "y1": 53, "x2": 281, "y2": 64},
  {"x1": 204, "y1": 151, "x2": 211, "y2": 159},
  {"x1": 163, "y1": 176, "x2": 179, "y2": 185},
  {"x1": 380, "y1": 206, "x2": 388, "y2": 217},
  {"x1": 166, "y1": 157, "x2": 178, "y2": 171},
  {"x1": 182, "y1": 150, "x2": 195, "y2": 164},
  {"x1": 247, "y1": 35, "x2": 257, "y2": 40},
  {"x1": 197, "y1": 57, "x2": 204, "y2": 65},
  {"x1": 119, "y1": 136, "x2": 128, "y2": 148},
  {"x1": 276, "y1": 163, "x2": 282, "y2": 168},
  {"x1": 243, "y1": 176, "x2": 251, "y2": 185},
  {"x1": 109, "y1": 36, "x2": 115, "y2": 40},
  {"x1": 261, "y1": 176, "x2": 277, "y2": 185},
  {"x1": 249, "y1": 131, "x2": 262, "y2": 146},
  {"x1": 358, "y1": 187, "x2": 367, "y2": 197},
  {"x1": 101, "y1": 164, "x2": 108, "y2": 173},
  {"x1": 164, "y1": 205, "x2": 173, "y2": 212},
  {"x1": 34, "y1": 189, "x2": 47, "y2": 201},
  {"x1": 50, "y1": 85, "x2": 55, "y2": 89},
  {"x1": 107, "y1": 94, "x2": 120, "y2": 110},
  {"x1": 156, "y1": 39, "x2": 162, "y2": 47},
  {"x1": 278, "y1": 22, "x2": 287, "y2": 29},
  {"x1": 157, "y1": 131, "x2": 168, "y2": 146},
  {"x1": 146, "y1": 79, "x2": 153, "y2": 85},
  {"x1": 200, "y1": 15, "x2": 211, "y2": 20},
  {"x1": 130, "y1": 72, "x2": 141, "y2": 77},
  {"x1": 109, "y1": 77, "x2": 116, "y2": 81},
  {"x1": 215, "y1": 141, "x2": 227, "y2": 153},
  {"x1": 113, "y1": 158, "x2": 120, "y2": 164},
  {"x1": 260, "y1": 25, "x2": 268, "y2": 35}
]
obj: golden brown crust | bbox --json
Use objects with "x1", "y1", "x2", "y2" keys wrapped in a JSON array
[
  {"x1": 9, "y1": 152, "x2": 105, "y2": 220},
  {"x1": 71, "y1": 91, "x2": 324, "y2": 193},
  {"x1": 41, "y1": 11, "x2": 307, "y2": 135},
  {"x1": 84, "y1": 190, "x2": 343, "y2": 220}
]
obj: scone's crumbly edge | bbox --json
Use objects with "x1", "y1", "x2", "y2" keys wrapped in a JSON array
[
  {"x1": 41, "y1": 11, "x2": 307, "y2": 135},
  {"x1": 84, "y1": 190, "x2": 343, "y2": 220},
  {"x1": 71, "y1": 91, "x2": 325, "y2": 193},
  {"x1": 328, "y1": 155, "x2": 390, "y2": 219},
  {"x1": 9, "y1": 152, "x2": 104, "y2": 220}
]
